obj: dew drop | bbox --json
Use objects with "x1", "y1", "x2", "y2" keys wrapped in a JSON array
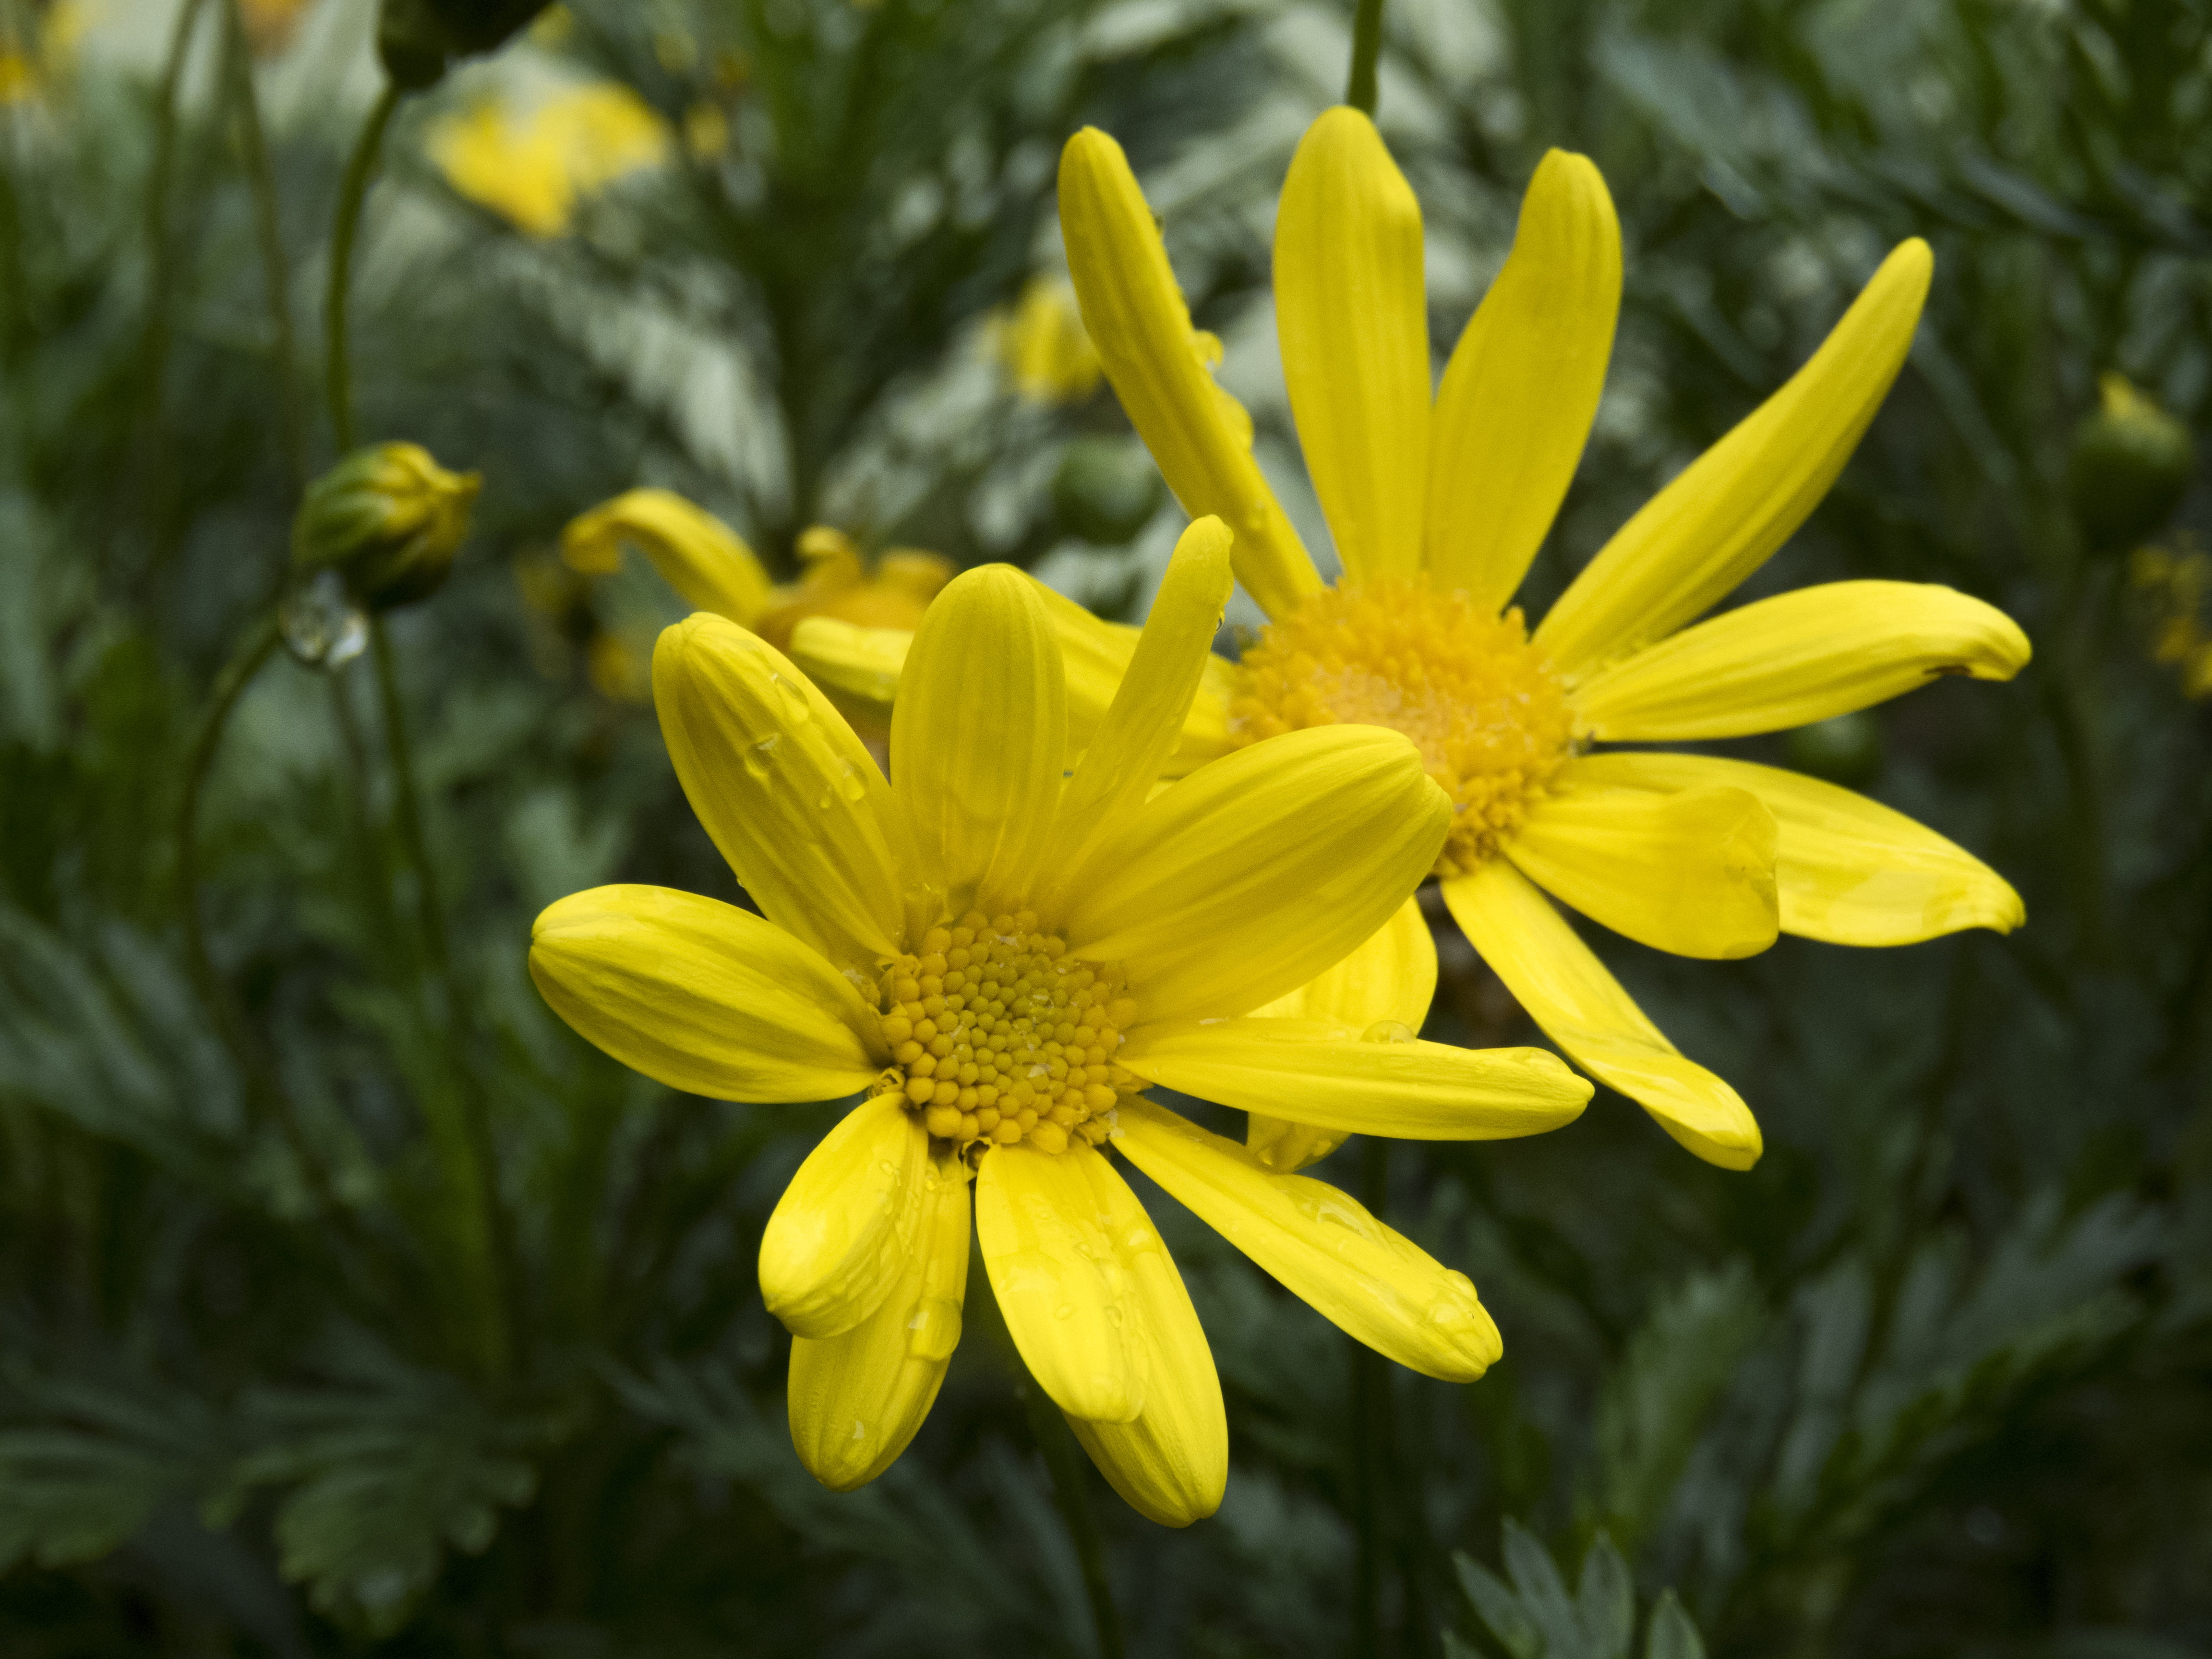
[
  {"x1": 770, "y1": 672, "x2": 812, "y2": 722},
  {"x1": 1361, "y1": 1020, "x2": 1417, "y2": 1045},
  {"x1": 906, "y1": 1296, "x2": 962, "y2": 1361},
  {"x1": 744, "y1": 734, "x2": 781, "y2": 780},
  {"x1": 1052, "y1": 1303, "x2": 1074, "y2": 1322},
  {"x1": 836, "y1": 759, "x2": 867, "y2": 802}
]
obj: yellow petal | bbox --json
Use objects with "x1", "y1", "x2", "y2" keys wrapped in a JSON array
[
  {"x1": 1060, "y1": 127, "x2": 1322, "y2": 619},
  {"x1": 653, "y1": 616, "x2": 910, "y2": 979},
  {"x1": 787, "y1": 1146, "x2": 970, "y2": 1491},
  {"x1": 1112, "y1": 1101, "x2": 1502, "y2": 1381},
  {"x1": 1275, "y1": 107, "x2": 1429, "y2": 584},
  {"x1": 787, "y1": 616, "x2": 908, "y2": 730},
  {"x1": 529, "y1": 885, "x2": 881, "y2": 1102},
  {"x1": 1029, "y1": 577, "x2": 1236, "y2": 777},
  {"x1": 759, "y1": 1096, "x2": 934, "y2": 1339},
  {"x1": 1426, "y1": 150, "x2": 1621, "y2": 610},
  {"x1": 1064, "y1": 726, "x2": 1449, "y2": 1021},
  {"x1": 1508, "y1": 777, "x2": 1779, "y2": 960},
  {"x1": 562, "y1": 488, "x2": 772, "y2": 624},
  {"x1": 1537, "y1": 241, "x2": 1933, "y2": 676},
  {"x1": 1567, "y1": 752, "x2": 2025, "y2": 946},
  {"x1": 1440, "y1": 860, "x2": 1761, "y2": 1169},
  {"x1": 974, "y1": 1143, "x2": 1146, "y2": 1423},
  {"x1": 890, "y1": 566, "x2": 1066, "y2": 918},
  {"x1": 1570, "y1": 579, "x2": 2032, "y2": 740},
  {"x1": 1035, "y1": 518, "x2": 1236, "y2": 920},
  {"x1": 1247, "y1": 895, "x2": 1437, "y2": 1170}
]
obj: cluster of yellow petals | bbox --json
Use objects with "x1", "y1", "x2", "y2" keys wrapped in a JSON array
[
  {"x1": 874, "y1": 911, "x2": 1141, "y2": 1154},
  {"x1": 1230, "y1": 576, "x2": 1576, "y2": 874}
]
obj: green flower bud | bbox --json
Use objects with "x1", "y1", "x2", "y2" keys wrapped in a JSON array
[
  {"x1": 1786, "y1": 710, "x2": 1884, "y2": 789},
  {"x1": 1052, "y1": 437, "x2": 1164, "y2": 546},
  {"x1": 2068, "y1": 373, "x2": 2196, "y2": 556},
  {"x1": 292, "y1": 442, "x2": 481, "y2": 611},
  {"x1": 377, "y1": 0, "x2": 553, "y2": 90}
]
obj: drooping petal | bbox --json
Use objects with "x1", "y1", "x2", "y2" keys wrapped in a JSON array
[
  {"x1": 787, "y1": 1146, "x2": 971, "y2": 1491},
  {"x1": 653, "y1": 616, "x2": 909, "y2": 979},
  {"x1": 563, "y1": 487, "x2": 772, "y2": 624},
  {"x1": 1275, "y1": 107, "x2": 1429, "y2": 584},
  {"x1": 759, "y1": 1096, "x2": 935, "y2": 1339},
  {"x1": 1441, "y1": 860, "x2": 1761, "y2": 1169},
  {"x1": 1569, "y1": 580, "x2": 2032, "y2": 740},
  {"x1": 1426, "y1": 150, "x2": 1621, "y2": 610},
  {"x1": 529, "y1": 886, "x2": 881, "y2": 1102},
  {"x1": 1060, "y1": 126, "x2": 1322, "y2": 619},
  {"x1": 974, "y1": 1143, "x2": 1145, "y2": 1423},
  {"x1": 1537, "y1": 240, "x2": 1934, "y2": 677},
  {"x1": 891, "y1": 566, "x2": 1066, "y2": 918},
  {"x1": 1063, "y1": 727, "x2": 1449, "y2": 1021},
  {"x1": 1247, "y1": 896, "x2": 1437, "y2": 1170},
  {"x1": 1565, "y1": 752, "x2": 2025, "y2": 946},
  {"x1": 1033, "y1": 579, "x2": 1237, "y2": 778},
  {"x1": 1113, "y1": 1101, "x2": 1502, "y2": 1382},
  {"x1": 787, "y1": 617, "x2": 907, "y2": 731},
  {"x1": 1507, "y1": 776, "x2": 1779, "y2": 960}
]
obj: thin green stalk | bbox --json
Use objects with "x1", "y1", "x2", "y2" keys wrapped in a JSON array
[
  {"x1": 1020, "y1": 1381, "x2": 1126, "y2": 1659},
  {"x1": 324, "y1": 80, "x2": 401, "y2": 454},
  {"x1": 138, "y1": 0, "x2": 213, "y2": 553},
  {"x1": 1346, "y1": 0, "x2": 1386, "y2": 115},
  {"x1": 219, "y1": 0, "x2": 304, "y2": 491},
  {"x1": 1351, "y1": 1135, "x2": 1390, "y2": 1658}
]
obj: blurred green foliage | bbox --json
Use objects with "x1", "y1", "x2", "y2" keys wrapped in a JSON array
[{"x1": 0, "y1": 0, "x2": 2207, "y2": 1656}]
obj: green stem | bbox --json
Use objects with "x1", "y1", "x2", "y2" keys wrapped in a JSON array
[
  {"x1": 1020, "y1": 1382, "x2": 1125, "y2": 1659},
  {"x1": 139, "y1": 0, "x2": 212, "y2": 543},
  {"x1": 324, "y1": 80, "x2": 401, "y2": 454},
  {"x1": 1351, "y1": 1136, "x2": 1390, "y2": 1658},
  {"x1": 219, "y1": 0, "x2": 305, "y2": 492},
  {"x1": 1346, "y1": 0, "x2": 1386, "y2": 115}
]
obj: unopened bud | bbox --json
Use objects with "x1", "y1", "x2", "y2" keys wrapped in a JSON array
[
  {"x1": 2068, "y1": 374, "x2": 2196, "y2": 556},
  {"x1": 378, "y1": 0, "x2": 553, "y2": 89},
  {"x1": 292, "y1": 442, "x2": 481, "y2": 611}
]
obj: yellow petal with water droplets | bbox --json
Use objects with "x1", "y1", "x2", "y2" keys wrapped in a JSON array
[
  {"x1": 788, "y1": 1146, "x2": 971, "y2": 1491},
  {"x1": 891, "y1": 566, "x2": 1065, "y2": 918},
  {"x1": 1567, "y1": 752, "x2": 2025, "y2": 946},
  {"x1": 759, "y1": 1097, "x2": 934, "y2": 1340},
  {"x1": 562, "y1": 488, "x2": 771, "y2": 623},
  {"x1": 1509, "y1": 778, "x2": 1779, "y2": 960},
  {"x1": 1426, "y1": 150, "x2": 1621, "y2": 610},
  {"x1": 1276, "y1": 107, "x2": 1429, "y2": 584},
  {"x1": 1060, "y1": 127, "x2": 1321, "y2": 619},
  {"x1": 529, "y1": 885, "x2": 880, "y2": 1102},
  {"x1": 1112, "y1": 1101, "x2": 1502, "y2": 1381},
  {"x1": 653, "y1": 616, "x2": 909, "y2": 980},
  {"x1": 1570, "y1": 579, "x2": 2032, "y2": 740},
  {"x1": 975, "y1": 1143, "x2": 1145, "y2": 1424},
  {"x1": 1065, "y1": 726, "x2": 1448, "y2": 1021},
  {"x1": 1441, "y1": 860, "x2": 1761, "y2": 1169},
  {"x1": 1537, "y1": 240, "x2": 1933, "y2": 677},
  {"x1": 788, "y1": 616, "x2": 908, "y2": 730}
]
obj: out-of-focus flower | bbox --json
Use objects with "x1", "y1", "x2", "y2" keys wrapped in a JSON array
[
  {"x1": 427, "y1": 83, "x2": 670, "y2": 239},
  {"x1": 0, "y1": 48, "x2": 32, "y2": 104},
  {"x1": 990, "y1": 277, "x2": 1102, "y2": 405},
  {"x1": 293, "y1": 442, "x2": 481, "y2": 611},
  {"x1": 2069, "y1": 373, "x2": 2197, "y2": 557},
  {"x1": 238, "y1": 0, "x2": 315, "y2": 58},
  {"x1": 1, "y1": 0, "x2": 89, "y2": 102},
  {"x1": 529, "y1": 529, "x2": 1588, "y2": 1522},
  {"x1": 2130, "y1": 541, "x2": 2212, "y2": 699},
  {"x1": 379, "y1": 0, "x2": 552, "y2": 88}
]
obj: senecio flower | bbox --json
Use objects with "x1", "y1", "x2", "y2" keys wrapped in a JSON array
[
  {"x1": 529, "y1": 519, "x2": 1590, "y2": 1522},
  {"x1": 429, "y1": 83, "x2": 669, "y2": 238}
]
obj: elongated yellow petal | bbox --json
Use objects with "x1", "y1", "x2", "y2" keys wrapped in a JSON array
[
  {"x1": 1027, "y1": 577, "x2": 1235, "y2": 776},
  {"x1": 759, "y1": 1097, "x2": 934, "y2": 1339},
  {"x1": 1113, "y1": 1101, "x2": 1502, "y2": 1381},
  {"x1": 974, "y1": 1143, "x2": 1145, "y2": 1423},
  {"x1": 1122, "y1": 1017, "x2": 1589, "y2": 1140},
  {"x1": 891, "y1": 566, "x2": 1065, "y2": 918},
  {"x1": 653, "y1": 616, "x2": 909, "y2": 979},
  {"x1": 787, "y1": 616, "x2": 907, "y2": 730},
  {"x1": 529, "y1": 885, "x2": 880, "y2": 1102},
  {"x1": 1426, "y1": 150, "x2": 1621, "y2": 609},
  {"x1": 1060, "y1": 127, "x2": 1321, "y2": 619},
  {"x1": 563, "y1": 488, "x2": 772, "y2": 623},
  {"x1": 1508, "y1": 777, "x2": 1779, "y2": 960},
  {"x1": 1567, "y1": 752, "x2": 2025, "y2": 945},
  {"x1": 1247, "y1": 896, "x2": 1437, "y2": 1170},
  {"x1": 1570, "y1": 580, "x2": 2032, "y2": 740},
  {"x1": 1065, "y1": 727, "x2": 1449, "y2": 1021},
  {"x1": 1441, "y1": 860, "x2": 1761, "y2": 1168},
  {"x1": 788, "y1": 1146, "x2": 970, "y2": 1491},
  {"x1": 1537, "y1": 241, "x2": 1933, "y2": 676},
  {"x1": 1276, "y1": 107, "x2": 1429, "y2": 584}
]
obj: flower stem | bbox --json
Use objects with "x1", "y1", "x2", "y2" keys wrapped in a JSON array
[
  {"x1": 139, "y1": 0, "x2": 212, "y2": 540},
  {"x1": 218, "y1": 0, "x2": 305, "y2": 492},
  {"x1": 1346, "y1": 0, "x2": 1386, "y2": 115},
  {"x1": 1351, "y1": 1135, "x2": 1390, "y2": 1657},
  {"x1": 1020, "y1": 1381, "x2": 1126, "y2": 1659},
  {"x1": 324, "y1": 80, "x2": 401, "y2": 454}
]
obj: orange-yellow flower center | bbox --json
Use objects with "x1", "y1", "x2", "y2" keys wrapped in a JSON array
[
  {"x1": 872, "y1": 909, "x2": 1143, "y2": 1155},
  {"x1": 1229, "y1": 576, "x2": 1575, "y2": 875}
]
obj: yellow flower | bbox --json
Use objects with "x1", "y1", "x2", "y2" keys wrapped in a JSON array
[
  {"x1": 528, "y1": 522, "x2": 1591, "y2": 1521},
  {"x1": 237, "y1": 0, "x2": 314, "y2": 57},
  {"x1": 428, "y1": 83, "x2": 670, "y2": 239},
  {"x1": 991, "y1": 276, "x2": 1104, "y2": 405}
]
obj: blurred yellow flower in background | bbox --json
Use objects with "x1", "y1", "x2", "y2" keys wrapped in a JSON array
[
  {"x1": 238, "y1": 0, "x2": 314, "y2": 57},
  {"x1": 2130, "y1": 541, "x2": 2212, "y2": 698},
  {"x1": 428, "y1": 83, "x2": 670, "y2": 238},
  {"x1": 991, "y1": 276, "x2": 1103, "y2": 405}
]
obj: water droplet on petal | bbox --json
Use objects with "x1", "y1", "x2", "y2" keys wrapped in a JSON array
[
  {"x1": 836, "y1": 760, "x2": 867, "y2": 802},
  {"x1": 744, "y1": 733, "x2": 781, "y2": 780},
  {"x1": 1361, "y1": 1020, "x2": 1417, "y2": 1045},
  {"x1": 770, "y1": 672, "x2": 812, "y2": 722}
]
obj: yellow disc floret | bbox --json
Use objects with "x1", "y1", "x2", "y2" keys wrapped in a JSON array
[
  {"x1": 873, "y1": 909, "x2": 1144, "y2": 1155},
  {"x1": 1230, "y1": 576, "x2": 1575, "y2": 875}
]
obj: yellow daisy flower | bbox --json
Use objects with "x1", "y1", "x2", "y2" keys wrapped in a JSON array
[
  {"x1": 428, "y1": 83, "x2": 670, "y2": 239},
  {"x1": 528, "y1": 520, "x2": 1591, "y2": 1522},
  {"x1": 990, "y1": 276, "x2": 1105, "y2": 406},
  {"x1": 798, "y1": 110, "x2": 2032, "y2": 1173}
]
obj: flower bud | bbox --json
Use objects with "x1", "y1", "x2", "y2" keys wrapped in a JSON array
[
  {"x1": 2068, "y1": 374, "x2": 2196, "y2": 556},
  {"x1": 377, "y1": 0, "x2": 553, "y2": 89},
  {"x1": 292, "y1": 442, "x2": 481, "y2": 611}
]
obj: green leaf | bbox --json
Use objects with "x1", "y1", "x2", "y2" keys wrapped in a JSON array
[
  {"x1": 1644, "y1": 1590, "x2": 1707, "y2": 1659},
  {"x1": 1577, "y1": 1533, "x2": 1635, "y2": 1659},
  {"x1": 1454, "y1": 1549, "x2": 1544, "y2": 1659}
]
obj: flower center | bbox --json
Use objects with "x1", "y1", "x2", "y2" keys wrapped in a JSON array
[
  {"x1": 1229, "y1": 576, "x2": 1575, "y2": 875},
  {"x1": 872, "y1": 909, "x2": 1143, "y2": 1155}
]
